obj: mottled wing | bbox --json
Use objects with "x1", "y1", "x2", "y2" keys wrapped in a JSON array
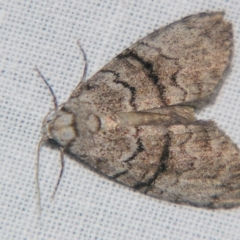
[
  {"x1": 71, "y1": 12, "x2": 233, "y2": 111},
  {"x1": 126, "y1": 12, "x2": 233, "y2": 107},
  {"x1": 68, "y1": 116, "x2": 171, "y2": 189},
  {"x1": 67, "y1": 117, "x2": 240, "y2": 209},
  {"x1": 147, "y1": 121, "x2": 240, "y2": 209}
]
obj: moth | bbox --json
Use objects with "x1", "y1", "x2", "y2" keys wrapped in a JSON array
[{"x1": 38, "y1": 12, "x2": 240, "y2": 209}]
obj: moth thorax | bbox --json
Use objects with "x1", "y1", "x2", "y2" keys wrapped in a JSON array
[{"x1": 86, "y1": 114, "x2": 101, "y2": 133}]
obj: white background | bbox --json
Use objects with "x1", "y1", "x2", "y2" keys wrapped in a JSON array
[{"x1": 1, "y1": 0, "x2": 240, "y2": 239}]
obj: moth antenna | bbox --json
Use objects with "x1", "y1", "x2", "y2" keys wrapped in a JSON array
[
  {"x1": 52, "y1": 147, "x2": 65, "y2": 199},
  {"x1": 34, "y1": 66, "x2": 58, "y2": 111},
  {"x1": 35, "y1": 66, "x2": 60, "y2": 212},
  {"x1": 36, "y1": 137, "x2": 44, "y2": 214},
  {"x1": 77, "y1": 40, "x2": 88, "y2": 82}
]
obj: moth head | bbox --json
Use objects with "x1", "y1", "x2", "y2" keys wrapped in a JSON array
[{"x1": 42, "y1": 107, "x2": 77, "y2": 147}]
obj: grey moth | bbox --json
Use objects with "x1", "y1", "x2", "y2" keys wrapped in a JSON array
[{"x1": 38, "y1": 12, "x2": 240, "y2": 209}]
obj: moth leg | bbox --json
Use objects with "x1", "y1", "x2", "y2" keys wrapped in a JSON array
[
  {"x1": 52, "y1": 147, "x2": 65, "y2": 199},
  {"x1": 36, "y1": 137, "x2": 44, "y2": 213}
]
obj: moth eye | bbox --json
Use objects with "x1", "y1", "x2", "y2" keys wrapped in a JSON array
[{"x1": 86, "y1": 83, "x2": 97, "y2": 91}]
